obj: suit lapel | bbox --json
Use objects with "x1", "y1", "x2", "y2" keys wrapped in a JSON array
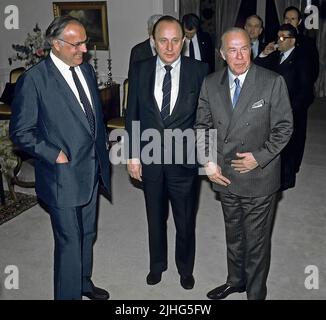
[
  {"x1": 226, "y1": 64, "x2": 256, "y2": 135},
  {"x1": 45, "y1": 57, "x2": 92, "y2": 136}
]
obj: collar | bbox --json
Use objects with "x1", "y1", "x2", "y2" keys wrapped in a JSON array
[
  {"x1": 156, "y1": 55, "x2": 181, "y2": 70},
  {"x1": 50, "y1": 51, "x2": 75, "y2": 71},
  {"x1": 228, "y1": 67, "x2": 249, "y2": 88},
  {"x1": 281, "y1": 46, "x2": 295, "y2": 60}
]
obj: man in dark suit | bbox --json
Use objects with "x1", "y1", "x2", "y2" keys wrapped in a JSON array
[
  {"x1": 128, "y1": 14, "x2": 162, "y2": 74},
  {"x1": 10, "y1": 16, "x2": 110, "y2": 300},
  {"x1": 255, "y1": 24, "x2": 315, "y2": 191},
  {"x1": 283, "y1": 6, "x2": 319, "y2": 83},
  {"x1": 244, "y1": 15, "x2": 264, "y2": 59},
  {"x1": 126, "y1": 15, "x2": 208, "y2": 290},
  {"x1": 194, "y1": 28, "x2": 293, "y2": 299},
  {"x1": 181, "y1": 13, "x2": 215, "y2": 72}
]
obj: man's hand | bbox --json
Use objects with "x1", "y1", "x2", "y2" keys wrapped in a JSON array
[
  {"x1": 127, "y1": 158, "x2": 142, "y2": 181},
  {"x1": 231, "y1": 152, "x2": 258, "y2": 173},
  {"x1": 204, "y1": 162, "x2": 231, "y2": 186},
  {"x1": 262, "y1": 41, "x2": 277, "y2": 56},
  {"x1": 56, "y1": 150, "x2": 69, "y2": 164}
]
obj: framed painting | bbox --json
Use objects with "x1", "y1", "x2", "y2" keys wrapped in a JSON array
[{"x1": 53, "y1": 1, "x2": 109, "y2": 50}]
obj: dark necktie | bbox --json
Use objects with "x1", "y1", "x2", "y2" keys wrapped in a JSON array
[
  {"x1": 279, "y1": 52, "x2": 284, "y2": 64},
  {"x1": 232, "y1": 78, "x2": 241, "y2": 108},
  {"x1": 69, "y1": 66, "x2": 95, "y2": 137},
  {"x1": 161, "y1": 65, "x2": 172, "y2": 123},
  {"x1": 189, "y1": 39, "x2": 195, "y2": 59}
]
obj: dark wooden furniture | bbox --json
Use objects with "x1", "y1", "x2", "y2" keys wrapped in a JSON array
[{"x1": 99, "y1": 83, "x2": 121, "y2": 124}]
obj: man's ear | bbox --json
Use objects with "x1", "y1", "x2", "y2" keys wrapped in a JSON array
[{"x1": 220, "y1": 49, "x2": 226, "y2": 60}]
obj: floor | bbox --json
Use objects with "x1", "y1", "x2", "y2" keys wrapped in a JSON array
[{"x1": 0, "y1": 97, "x2": 325, "y2": 300}]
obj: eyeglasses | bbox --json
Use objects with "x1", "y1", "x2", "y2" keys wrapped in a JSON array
[
  {"x1": 278, "y1": 36, "x2": 294, "y2": 42},
  {"x1": 57, "y1": 37, "x2": 90, "y2": 48},
  {"x1": 226, "y1": 46, "x2": 250, "y2": 56}
]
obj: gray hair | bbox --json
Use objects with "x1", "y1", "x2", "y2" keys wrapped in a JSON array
[
  {"x1": 220, "y1": 27, "x2": 250, "y2": 52},
  {"x1": 147, "y1": 14, "x2": 163, "y2": 36},
  {"x1": 45, "y1": 15, "x2": 84, "y2": 47}
]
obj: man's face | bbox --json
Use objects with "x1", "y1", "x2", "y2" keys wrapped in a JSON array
[
  {"x1": 244, "y1": 17, "x2": 263, "y2": 41},
  {"x1": 154, "y1": 20, "x2": 185, "y2": 65},
  {"x1": 220, "y1": 31, "x2": 251, "y2": 76},
  {"x1": 284, "y1": 10, "x2": 301, "y2": 28},
  {"x1": 277, "y1": 30, "x2": 296, "y2": 52},
  {"x1": 53, "y1": 22, "x2": 88, "y2": 66},
  {"x1": 184, "y1": 27, "x2": 197, "y2": 40}
]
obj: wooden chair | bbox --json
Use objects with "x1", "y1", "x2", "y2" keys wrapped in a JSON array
[
  {"x1": 107, "y1": 78, "x2": 128, "y2": 130},
  {"x1": 0, "y1": 67, "x2": 34, "y2": 202}
]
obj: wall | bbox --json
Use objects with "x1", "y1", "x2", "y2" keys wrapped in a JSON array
[{"x1": 0, "y1": 0, "x2": 164, "y2": 95}]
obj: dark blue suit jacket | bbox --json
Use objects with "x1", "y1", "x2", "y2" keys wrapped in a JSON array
[
  {"x1": 126, "y1": 56, "x2": 209, "y2": 181},
  {"x1": 10, "y1": 56, "x2": 110, "y2": 207}
]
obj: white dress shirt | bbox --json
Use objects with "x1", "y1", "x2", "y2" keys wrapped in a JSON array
[
  {"x1": 279, "y1": 47, "x2": 295, "y2": 64},
  {"x1": 50, "y1": 51, "x2": 94, "y2": 113},
  {"x1": 184, "y1": 34, "x2": 202, "y2": 61},
  {"x1": 154, "y1": 56, "x2": 181, "y2": 114},
  {"x1": 228, "y1": 68, "x2": 249, "y2": 103}
]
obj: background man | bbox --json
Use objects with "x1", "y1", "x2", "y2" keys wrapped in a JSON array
[
  {"x1": 244, "y1": 14, "x2": 264, "y2": 59},
  {"x1": 10, "y1": 16, "x2": 110, "y2": 300},
  {"x1": 126, "y1": 16, "x2": 208, "y2": 290},
  {"x1": 195, "y1": 28, "x2": 293, "y2": 300},
  {"x1": 128, "y1": 14, "x2": 162, "y2": 74},
  {"x1": 181, "y1": 13, "x2": 215, "y2": 72},
  {"x1": 255, "y1": 24, "x2": 315, "y2": 190}
]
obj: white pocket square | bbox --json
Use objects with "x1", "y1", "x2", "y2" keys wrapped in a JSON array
[{"x1": 251, "y1": 99, "x2": 265, "y2": 108}]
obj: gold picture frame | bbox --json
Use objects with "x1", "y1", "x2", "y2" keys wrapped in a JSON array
[{"x1": 53, "y1": 1, "x2": 109, "y2": 50}]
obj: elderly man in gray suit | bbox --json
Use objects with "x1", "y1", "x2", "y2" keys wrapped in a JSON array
[{"x1": 194, "y1": 28, "x2": 293, "y2": 300}]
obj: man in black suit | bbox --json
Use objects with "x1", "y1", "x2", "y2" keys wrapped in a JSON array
[
  {"x1": 255, "y1": 24, "x2": 315, "y2": 190},
  {"x1": 10, "y1": 16, "x2": 110, "y2": 300},
  {"x1": 126, "y1": 15, "x2": 209, "y2": 290},
  {"x1": 244, "y1": 15, "x2": 264, "y2": 59},
  {"x1": 128, "y1": 14, "x2": 162, "y2": 74},
  {"x1": 195, "y1": 28, "x2": 292, "y2": 299},
  {"x1": 283, "y1": 6, "x2": 319, "y2": 83},
  {"x1": 181, "y1": 13, "x2": 215, "y2": 72}
]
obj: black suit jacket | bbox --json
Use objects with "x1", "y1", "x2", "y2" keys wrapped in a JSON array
[
  {"x1": 10, "y1": 56, "x2": 110, "y2": 207},
  {"x1": 128, "y1": 38, "x2": 154, "y2": 76},
  {"x1": 183, "y1": 31, "x2": 215, "y2": 73},
  {"x1": 126, "y1": 56, "x2": 209, "y2": 181},
  {"x1": 255, "y1": 47, "x2": 314, "y2": 113}
]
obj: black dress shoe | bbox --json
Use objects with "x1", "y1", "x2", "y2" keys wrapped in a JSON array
[
  {"x1": 146, "y1": 272, "x2": 162, "y2": 285},
  {"x1": 180, "y1": 275, "x2": 195, "y2": 290},
  {"x1": 82, "y1": 285, "x2": 110, "y2": 300},
  {"x1": 207, "y1": 283, "x2": 245, "y2": 300}
]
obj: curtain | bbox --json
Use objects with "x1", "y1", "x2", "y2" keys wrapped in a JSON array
[
  {"x1": 315, "y1": 0, "x2": 326, "y2": 97},
  {"x1": 179, "y1": 0, "x2": 200, "y2": 18},
  {"x1": 215, "y1": 0, "x2": 242, "y2": 71},
  {"x1": 274, "y1": 0, "x2": 302, "y2": 23}
]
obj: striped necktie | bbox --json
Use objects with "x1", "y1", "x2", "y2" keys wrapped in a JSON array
[
  {"x1": 160, "y1": 65, "x2": 172, "y2": 123},
  {"x1": 232, "y1": 78, "x2": 241, "y2": 108}
]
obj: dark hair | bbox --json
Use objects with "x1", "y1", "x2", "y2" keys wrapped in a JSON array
[
  {"x1": 45, "y1": 15, "x2": 84, "y2": 46},
  {"x1": 283, "y1": 6, "x2": 302, "y2": 20},
  {"x1": 245, "y1": 14, "x2": 264, "y2": 28},
  {"x1": 279, "y1": 23, "x2": 298, "y2": 39},
  {"x1": 152, "y1": 15, "x2": 185, "y2": 39},
  {"x1": 182, "y1": 13, "x2": 200, "y2": 30}
]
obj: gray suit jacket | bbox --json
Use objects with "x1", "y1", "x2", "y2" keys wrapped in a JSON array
[{"x1": 195, "y1": 64, "x2": 293, "y2": 197}]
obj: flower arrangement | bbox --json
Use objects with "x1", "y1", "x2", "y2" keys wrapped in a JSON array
[{"x1": 8, "y1": 24, "x2": 49, "y2": 68}]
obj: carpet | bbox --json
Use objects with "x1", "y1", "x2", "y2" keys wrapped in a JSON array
[{"x1": 0, "y1": 191, "x2": 37, "y2": 225}]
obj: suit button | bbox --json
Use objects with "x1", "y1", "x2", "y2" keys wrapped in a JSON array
[
  {"x1": 224, "y1": 139, "x2": 228, "y2": 143},
  {"x1": 246, "y1": 122, "x2": 250, "y2": 126},
  {"x1": 241, "y1": 141, "x2": 244, "y2": 145}
]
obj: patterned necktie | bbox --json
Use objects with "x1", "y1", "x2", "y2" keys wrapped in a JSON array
[
  {"x1": 69, "y1": 66, "x2": 95, "y2": 137},
  {"x1": 189, "y1": 39, "x2": 195, "y2": 59},
  {"x1": 161, "y1": 65, "x2": 173, "y2": 123},
  {"x1": 232, "y1": 78, "x2": 241, "y2": 108}
]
